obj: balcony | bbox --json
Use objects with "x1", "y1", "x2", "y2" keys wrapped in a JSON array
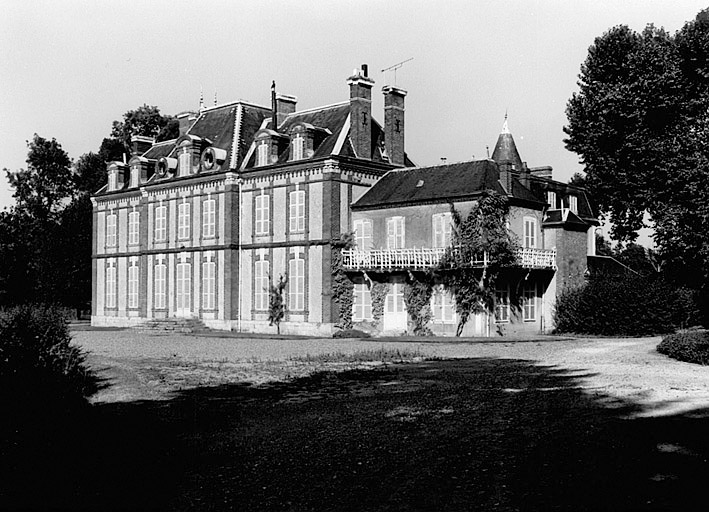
[{"x1": 341, "y1": 247, "x2": 556, "y2": 271}]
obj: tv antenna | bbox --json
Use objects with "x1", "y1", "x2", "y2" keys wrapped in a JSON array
[{"x1": 382, "y1": 57, "x2": 413, "y2": 86}]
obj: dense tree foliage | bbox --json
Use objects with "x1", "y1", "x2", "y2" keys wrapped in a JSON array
[
  {"x1": 110, "y1": 104, "x2": 178, "y2": 154},
  {"x1": 438, "y1": 191, "x2": 519, "y2": 336},
  {"x1": 565, "y1": 10, "x2": 709, "y2": 311}
]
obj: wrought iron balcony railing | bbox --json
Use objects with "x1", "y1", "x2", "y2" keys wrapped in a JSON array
[{"x1": 341, "y1": 247, "x2": 556, "y2": 271}]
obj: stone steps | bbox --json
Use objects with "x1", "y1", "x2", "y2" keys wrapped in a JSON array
[{"x1": 135, "y1": 318, "x2": 209, "y2": 334}]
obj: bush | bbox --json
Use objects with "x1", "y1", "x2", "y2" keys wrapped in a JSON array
[
  {"x1": 554, "y1": 273, "x2": 699, "y2": 336},
  {"x1": 657, "y1": 331, "x2": 709, "y2": 365},
  {"x1": 333, "y1": 329, "x2": 371, "y2": 339},
  {"x1": 0, "y1": 304, "x2": 99, "y2": 410}
]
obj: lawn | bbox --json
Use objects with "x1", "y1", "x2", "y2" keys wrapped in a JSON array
[{"x1": 4, "y1": 356, "x2": 709, "y2": 511}]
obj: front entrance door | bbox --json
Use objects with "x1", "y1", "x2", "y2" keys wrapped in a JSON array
[
  {"x1": 175, "y1": 262, "x2": 191, "y2": 317},
  {"x1": 383, "y1": 282, "x2": 407, "y2": 332}
]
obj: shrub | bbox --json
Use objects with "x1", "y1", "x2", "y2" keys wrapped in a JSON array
[
  {"x1": 657, "y1": 331, "x2": 709, "y2": 365},
  {"x1": 554, "y1": 273, "x2": 698, "y2": 336},
  {"x1": 0, "y1": 304, "x2": 99, "y2": 410},
  {"x1": 333, "y1": 329, "x2": 371, "y2": 339}
]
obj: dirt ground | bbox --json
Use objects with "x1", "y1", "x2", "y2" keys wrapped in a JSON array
[{"x1": 74, "y1": 329, "x2": 709, "y2": 418}]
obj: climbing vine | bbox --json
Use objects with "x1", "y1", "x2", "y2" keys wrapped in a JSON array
[
  {"x1": 370, "y1": 282, "x2": 390, "y2": 327},
  {"x1": 403, "y1": 275, "x2": 433, "y2": 336},
  {"x1": 268, "y1": 273, "x2": 288, "y2": 335},
  {"x1": 331, "y1": 232, "x2": 355, "y2": 329},
  {"x1": 437, "y1": 191, "x2": 519, "y2": 336}
]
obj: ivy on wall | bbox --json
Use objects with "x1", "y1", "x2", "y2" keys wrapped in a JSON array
[
  {"x1": 403, "y1": 274, "x2": 433, "y2": 336},
  {"x1": 370, "y1": 282, "x2": 390, "y2": 327},
  {"x1": 331, "y1": 233, "x2": 355, "y2": 330}
]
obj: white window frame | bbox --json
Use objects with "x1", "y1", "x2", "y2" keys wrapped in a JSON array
[
  {"x1": 154, "y1": 203, "x2": 167, "y2": 242},
  {"x1": 128, "y1": 210, "x2": 139, "y2": 246},
  {"x1": 431, "y1": 285, "x2": 455, "y2": 324},
  {"x1": 432, "y1": 212, "x2": 453, "y2": 248},
  {"x1": 257, "y1": 141, "x2": 269, "y2": 167},
  {"x1": 386, "y1": 216, "x2": 405, "y2": 249},
  {"x1": 154, "y1": 257, "x2": 166, "y2": 309},
  {"x1": 495, "y1": 286, "x2": 510, "y2": 324},
  {"x1": 289, "y1": 255, "x2": 305, "y2": 311},
  {"x1": 353, "y1": 219, "x2": 373, "y2": 250},
  {"x1": 568, "y1": 195, "x2": 578, "y2": 214},
  {"x1": 255, "y1": 192, "x2": 270, "y2": 235},
  {"x1": 128, "y1": 259, "x2": 139, "y2": 309},
  {"x1": 547, "y1": 191, "x2": 557, "y2": 209},
  {"x1": 178, "y1": 201, "x2": 191, "y2": 240},
  {"x1": 292, "y1": 133, "x2": 304, "y2": 161},
  {"x1": 254, "y1": 258, "x2": 270, "y2": 311},
  {"x1": 289, "y1": 189, "x2": 306, "y2": 233},
  {"x1": 176, "y1": 261, "x2": 192, "y2": 313},
  {"x1": 352, "y1": 282, "x2": 372, "y2": 321},
  {"x1": 105, "y1": 260, "x2": 116, "y2": 308},
  {"x1": 202, "y1": 258, "x2": 216, "y2": 310},
  {"x1": 108, "y1": 171, "x2": 117, "y2": 191},
  {"x1": 523, "y1": 282, "x2": 537, "y2": 322},
  {"x1": 524, "y1": 216, "x2": 537, "y2": 249},
  {"x1": 202, "y1": 198, "x2": 216, "y2": 239},
  {"x1": 179, "y1": 147, "x2": 191, "y2": 177},
  {"x1": 385, "y1": 282, "x2": 405, "y2": 314},
  {"x1": 106, "y1": 212, "x2": 117, "y2": 247}
]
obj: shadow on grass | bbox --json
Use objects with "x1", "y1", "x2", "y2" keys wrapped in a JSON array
[{"x1": 3, "y1": 358, "x2": 709, "y2": 511}]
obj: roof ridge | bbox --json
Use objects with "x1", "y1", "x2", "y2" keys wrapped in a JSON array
[
  {"x1": 201, "y1": 99, "x2": 270, "y2": 112},
  {"x1": 388, "y1": 158, "x2": 493, "y2": 173},
  {"x1": 150, "y1": 139, "x2": 177, "y2": 147},
  {"x1": 286, "y1": 100, "x2": 348, "y2": 116}
]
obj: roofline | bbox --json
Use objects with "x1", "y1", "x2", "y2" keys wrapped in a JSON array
[
  {"x1": 284, "y1": 100, "x2": 348, "y2": 117},
  {"x1": 200, "y1": 99, "x2": 270, "y2": 113}
]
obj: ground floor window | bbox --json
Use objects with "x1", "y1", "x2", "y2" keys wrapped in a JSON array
[
  {"x1": 289, "y1": 256, "x2": 305, "y2": 311},
  {"x1": 431, "y1": 285, "x2": 455, "y2": 324},
  {"x1": 105, "y1": 260, "x2": 116, "y2": 308},
  {"x1": 352, "y1": 282, "x2": 372, "y2": 321},
  {"x1": 154, "y1": 257, "x2": 166, "y2": 309},
  {"x1": 254, "y1": 259, "x2": 269, "y2": 311},
  {"x1": 202, "y1": 260, "x2": 216, "y2": 310},
  {"x1": 176, "y1": 261, "x2": 192, "y2": 314},
  {"x1": 385, "y1": 282, "x2": 405, "y2": 314},
  {"x1": 523, "y1": 282, "x2": 537, "y2": 321},
  {"x1": 495, "y1": 286, "x2": 510, "y2": 323},
  {"x1": 128, "y1": 258, "x2": 139, "y2": 309}
]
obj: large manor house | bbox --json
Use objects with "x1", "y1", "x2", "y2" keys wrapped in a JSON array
[{"x1": 91, "y1": 65, "x2": 598, "y2": 336}]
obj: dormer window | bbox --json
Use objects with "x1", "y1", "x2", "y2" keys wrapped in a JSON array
[
  {"x1": 568, "y1": 195, "x2": 578, "y2": 214},
  {"x1": 108, "y1": 170, "x2": 118, "y2": 191},
  {"x1": 547, "y1": 191, "x2": 557, "y2": 209},
  {"x1": 257, "y1": 141, "x2": 269, "y2": 167},
  {"x1": 178, "y1": 146, "x2": 191, "y2": 177},
  {"x1": 292, "y1": 133, "x2": 304, "y2": 161}
]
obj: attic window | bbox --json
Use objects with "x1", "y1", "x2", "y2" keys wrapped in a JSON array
[
  {"x1": 257, "y1": 141, "x2": 269, "y2": 166},
  {"x1": 292, "y1": 133, "x2": 304, "y2": 161},
  {"x1": 568, "y1": 195, "x2": 578, "y2": 214},
  {"x1": 416, "y1": 180, "x2": 424, "y2": 188}
]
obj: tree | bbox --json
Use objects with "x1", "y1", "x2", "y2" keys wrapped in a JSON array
[
  {"x1": 5, "y1": 135, "x2": 74, "y2": 221},
  {"x1": 74, "y1": 152, "x2": 107, "y2": 195},
  {"x1": 110, "y1": 104, "x2": 178, "y2": 154},
  {"x1": 438, "y1": 191, "x2": 519, "y2": 336},
  {"x1": 268, "y1": 274, "x2": 288, "y2": 334},
  {"x1": 565, "y1": 12, "x2": 709, "y2": 309}
]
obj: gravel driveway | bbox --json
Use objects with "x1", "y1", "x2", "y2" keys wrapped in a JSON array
[{"x1": 74, "y1": 329, "x2": 709, "y2": 418}]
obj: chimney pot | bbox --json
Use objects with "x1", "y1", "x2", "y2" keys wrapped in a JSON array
[{"x1": 361, "y1": 64, "x2": 368, "y2": 77}]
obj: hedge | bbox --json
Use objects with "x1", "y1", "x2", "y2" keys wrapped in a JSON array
[{"x1": 657, "y1": 331, "x2": 709, "y2": 365}]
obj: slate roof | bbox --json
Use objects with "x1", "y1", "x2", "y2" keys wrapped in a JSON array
[
  {"x1": 143, "y1": 140, "x2": 175, "y2": 160},
  {"x1": 491, "y1": 119, "x2": 524, "y2": 172},
  {"x1": 352, "y1": 160, "x2": 543, "y2": 210},
  {"x1": 528, "y1": 175, "x2": 597, "y2": 223}
]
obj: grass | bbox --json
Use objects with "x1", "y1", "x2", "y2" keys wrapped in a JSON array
[
  {"x1": 5, "y1": 357, "x2": 709, "y2": 510},
  {"x1": 289, "y1": 347, "x2": 424, "y2": 364}
]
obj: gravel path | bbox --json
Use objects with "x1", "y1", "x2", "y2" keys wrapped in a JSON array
[{"x1": 73, "y1": 329, "x2": 709, "y2": 418}]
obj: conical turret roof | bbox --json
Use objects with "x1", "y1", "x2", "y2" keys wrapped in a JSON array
[{"x1": 491, "y1": 115, "x2": 524, "y2": 172}]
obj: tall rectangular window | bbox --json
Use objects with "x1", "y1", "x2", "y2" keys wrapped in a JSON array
[
  {"x1": 176, "y1": 261, "x2": 191, "y2": 313},
  {"x1": 523, "y1": 283, "x2": 536, "y2": 321},
  {"x1": 179, "y1": 149, "x2": 191, "y2": 177},
  {"x1": 105, "y1": 260, "x2": 116, "y2": 308},
  {"x1": 255, "y1": 192, "x2": 270, "y2": 235},
  {"x1": 128, "y1": 259, "x2": 139, "y2": 309},
  {"x1": 178, "y1": 201, "x2": 191, "y2": 240},
  {"x1": 547, "y1": 191, "x2": 557, "y2": 209},
  {"x1": 432, "y1": 212, "x2": 453, "y2": 248},
  {"x1": 292, "y1": 133, "x2": 304, "y2": 160},
  {"x1": 202, "y1": 260, "x2": 216, "y2": 310},
  {"x1": 353, "y1": 219, "x2": 372, "y2": 250},
  {"x1": 154, "y1": 204, "x2": 167, "y2": 242},
  {"x1": 154, "y1": 257, "x2": 166, "y2": 309},
  {"x1": 385, "y1": 283, "x2": 405, "y2": 314},
  {"x1": 289, "y1": 255, "x2": 305, "y2": 311},
  {"x1": 524, "y1": 217, "x2": 537, "y2": 249},
  {"x1": 386, "y1": 216, "x2": 405, "y2": 249},
  {"x1": 568, "y1": 195, "x2": 578, "y2": 214},
  {"x1": 257, "y1": 141, "x2": 269, "y2": 166},
  {"x1": 352, "y1": 282, "x2": 372, "y2": 321},
  {"x1": 289, "y1": 190, "x2": 305, "y2": 233},
  {"x1": 254, "y1": 259, "x2": 270, "y2": 310},
  {"x1": 202, "y1": 198, "x2": 216, "y2": 238},
  {"x1": 431, "y1": 285, "x2": 455, "y2": 323},
  {"x1": 495, "y1": 287, "x2": 510, "y2": 323},
  {"x1": 106, "y1": 213, "x2": 117, "y2": 247},
  {"x1": 128, "y1": 211, "x2": 139, "y2": 245}
]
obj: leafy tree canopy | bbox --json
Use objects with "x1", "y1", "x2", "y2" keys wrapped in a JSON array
[
  {"x1": 110, "y1": 104, "x2": 178, "y2": 155},
  {"x1": 565, "y1": 12, "x2": 709, "y2": 284}
]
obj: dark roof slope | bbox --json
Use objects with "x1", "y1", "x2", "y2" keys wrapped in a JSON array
[
  {"x1": 143, "y1": 140, "x2": 175, "y2": 160},
  {"x1": 277, "y1": 103, "x2": 350, "y2": 160},
  {"x1": 491, "y1": 126, "x2": 524, "y2": 171},
  {"x1": 353, "y1": 160, "x2": 531, "y2": 209},
  {"x1": 528, "y1": 175, "x2": 597, "y2": 222}
]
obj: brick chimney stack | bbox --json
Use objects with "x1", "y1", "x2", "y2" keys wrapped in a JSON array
[
  {"x1": 382, "y1": 85, "x2": 407, "y2": 166},
  {"x1": 276, "y1": 94, "x2": 297, "y2": 125},
  {"x1": 131, "y1": 135, "x2": 155, "y2": 156},
  {"x1": 347, "y1": 64, "x2": 375, "y2": 159},
  {"x1": 177, "y1": 111, "x2": 197, "y2": 136}
]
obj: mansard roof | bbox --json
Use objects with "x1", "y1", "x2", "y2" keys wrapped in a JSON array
[
  {"x1": 527, "y1": 175, "x2": 598, "y2": 224},
  {"x1": 352, "y1": 159, "x2": 542, "y2": 210}
]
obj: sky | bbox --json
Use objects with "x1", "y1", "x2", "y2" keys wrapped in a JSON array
[{"x1": 2, "y1": 0, "x2": 708, "y2": 232}]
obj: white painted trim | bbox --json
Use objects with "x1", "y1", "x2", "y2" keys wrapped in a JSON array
[{"x1": 332, "y1": 113, "x2": 351, "y2": 156}]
